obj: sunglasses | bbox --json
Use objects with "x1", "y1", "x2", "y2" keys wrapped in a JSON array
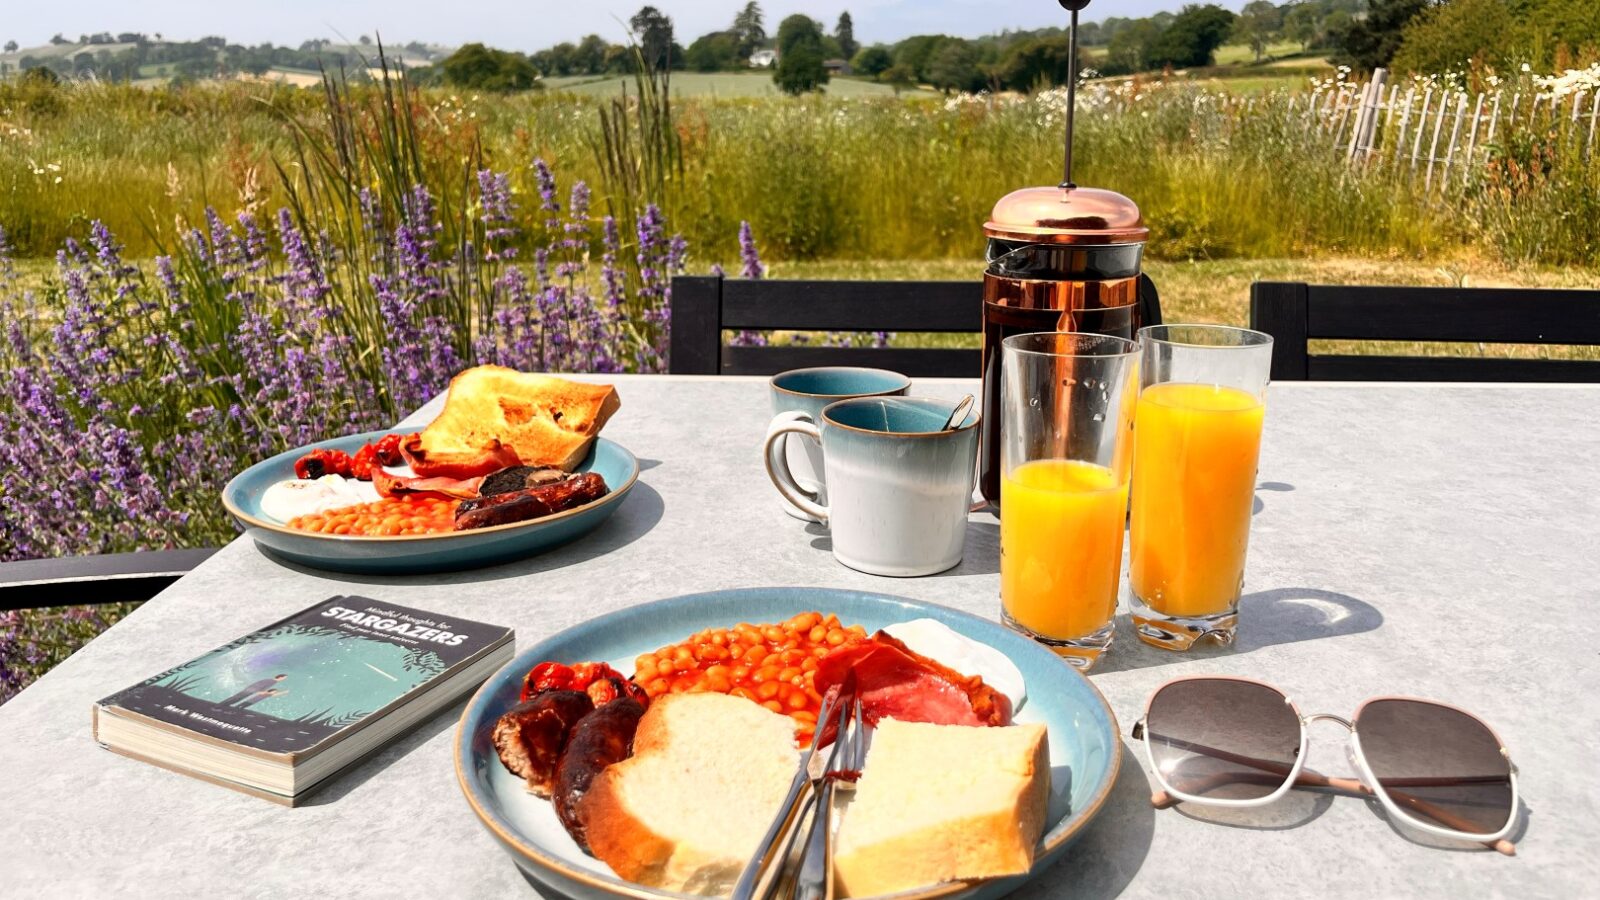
[{"x1": 1130, "y1": 676, "x2": 1519, "y2": 855}]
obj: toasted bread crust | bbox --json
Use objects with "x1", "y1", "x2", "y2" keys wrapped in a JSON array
[{"x1": 419, "y1": 366, "x2": 620, "y2": 471}]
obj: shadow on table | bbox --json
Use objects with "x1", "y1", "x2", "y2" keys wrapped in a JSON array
[
  {"x1": 805, "y1": 519, "x2": 1002, "y2": 577},
  {"x1": 1254, "y1": 480, "x2": 1295, "y2": 515},
  {"x1": 300, "y1": 700, "x2": 462, "y2": 806},
  {"x1": 265, "y1": 480, "x2": 666, "y2": 588},
  {"x1": 1092, "y1": 587, "x2": 1382, "y2": 675},
  {"x1": 1362, "y1": 793, "x2": 1531, "y2": 855},
  {"x1": 1009, "y1": 742, "x2": 1156, "y2": 899}
]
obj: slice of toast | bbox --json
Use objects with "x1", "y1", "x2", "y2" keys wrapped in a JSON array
[
  {"x1": 832, "y1": 720, "x2": 1050, "y2": 897},
  {"x1": 418, "y1": 366, "x2": 620, "y2": 471},
  {"x1": 580, "y1": 694, "x2": 799, "y2": 895}
]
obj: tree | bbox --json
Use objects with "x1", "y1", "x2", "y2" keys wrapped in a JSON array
[
  {"x1": 996, "y1": 36, "x2": 1073, "y2": 92},
  {"x1": 879, "y1": 62, "x2": 915, "y2": 94},
  {"x1": 686, "y1": 32, "x2": 740, "y2": 71},
  {"x1": 50, "y1": 34, "x2": 67, "y2": 45},
  {"x1": 1234, "y1": 1, "x2": 1283, "y2": 62},
  {"x1": 835, "y1": 12, "x2": 858, "y2": 60},
  {"x1": 439, "y1": 43, "x2": 540, "y2": 91},
  {"x1": 892, "y1": 34, "x2": 952, "y2": 81},
  {"x1": 630, "y1": 5, "x2": 675, "y2": 71},
  {"x1": 776, "y1": 14, "x2": 824, "y2": 57},
  {"x1": 926, "y1": 39, "x2": 982, "y2": 94},
  {"x1": 573, "y1": 34, "x2": 609, "y2": 74},
  {"x1": 732, "y1": 2, "x2": 766, "y2": 59},
  {"x1": 3, "y1": 40, "x2": 16, "y2": 53},
  {"x1": 1284, "y1": 3, "x2": 1319, "y2": 50},
  {"x1": 358, "y1": 34, "x2": 372, "y2": 46},
  {"x1": 1333, "y1": 0, "x2": 1430, "y2": 72},
  {"x1": 773, "y1": 15, "x2": 828, "y2": 94},
  {"x1": 1106, "y1": 19, "x2": 1162, "y2": 73},
  {"x1": 1147, "y1": 4, "x2": 1236, "y2": 69},
  {"x1": 852, "y1": 45, "x2": 893, "y2": 78},
  {"x1": 1389, "y1": 0, "x2": 1517, "y2": 74}
]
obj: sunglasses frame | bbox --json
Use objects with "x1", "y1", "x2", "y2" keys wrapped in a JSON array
[{"x1": 1132, "y1": 675, "x2": 1520, "y2": 854}]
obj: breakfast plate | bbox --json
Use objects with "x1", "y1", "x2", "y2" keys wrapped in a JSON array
[
  {"x1": 222, "y1": 427, "x2": 639, "y2": 575},
  {"x1": 455, "y1": 587, "x2": 1121, "y2": 900}
]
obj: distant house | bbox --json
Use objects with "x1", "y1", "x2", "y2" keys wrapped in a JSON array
[
  {"x1": 823, "y1": 58, "x2": 851, "y2": 76},
  {"x1": 749, "y1": 49, "x2": 776, "y2": 68}
]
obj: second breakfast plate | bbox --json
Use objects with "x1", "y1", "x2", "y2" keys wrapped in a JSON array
[
  {"x1": 455, "y1": 587, "x2": 1122, "y2": 900},
  {"x1": 222, "y1": 427, "x2": 639, "y2": 575}
]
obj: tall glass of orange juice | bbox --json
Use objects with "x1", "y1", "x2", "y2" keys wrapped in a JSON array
[
  {"x1": 1129, "y1": 324, "x2": 1274, "y2": 650},
  {"x1": 1000, "y1": 333, "x2": 1140, "y2": 670}
]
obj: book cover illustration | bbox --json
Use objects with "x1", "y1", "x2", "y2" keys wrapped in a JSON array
[{"x1": 99, "y1": 596, "x2": 510, "y2": 756}]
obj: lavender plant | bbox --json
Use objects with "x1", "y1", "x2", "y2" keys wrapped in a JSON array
[{"x1": 0, "y1": 154, "x2": 719, "y2": 702}]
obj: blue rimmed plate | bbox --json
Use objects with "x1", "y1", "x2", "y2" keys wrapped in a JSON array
[
  {"x1": 221, "y1": 428, "x2": 639, "y2": 574},
  {"x1": 455, "y1": 587, "x2": 1121, "y2": 900}
]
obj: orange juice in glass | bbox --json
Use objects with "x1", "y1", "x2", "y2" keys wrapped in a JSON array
[
  {"x1": 1129, "y1": 325, "x2": 1273, "y2": 650},
  {"x1": 999, "y1": 333, "x2": 1139, "y2": 670}
]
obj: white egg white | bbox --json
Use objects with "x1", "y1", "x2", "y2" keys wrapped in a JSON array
[
  {"x1": 882, "y1": 618, "x2": 1029, "y2": 713},
  {"x1": 260, "y1": 475, "x2": 383, "y2": 524}
]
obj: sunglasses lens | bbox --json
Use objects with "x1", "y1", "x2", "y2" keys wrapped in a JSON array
[
  {"x1": 1356, "y1": 699, "x2": 1513, "y2": 836},
  {"x1": 1145, "y1": 679, "x2": 1301, "y2": 801}
]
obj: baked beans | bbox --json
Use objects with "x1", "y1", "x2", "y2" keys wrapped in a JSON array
[
  {"x1": 287, "y1": 495, "x2": 460, "y2": 536},
  {"x1": 634, "y1": 611, "x2": 869, "y2": 744}
]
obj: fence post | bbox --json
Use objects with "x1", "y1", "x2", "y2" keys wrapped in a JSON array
[
  {"x1": 1485, "y1": 92, "x2": 1504, "y2": 148},
  {"x1": 1394, "y1": 87, "x2": 1417, "y2": 171},
  {"x1": 1348, "y1": 68, "x2": 1387, "y2": 162},
  {"x1": 1587, "y1": 90, "x2": 1599, "y2": 158},
  {"x1": 1410, "y1": 88, "x2": 1434, "y2": 179},
  {"x1": 1424, "y1": 91, "x2": 1450, "y2": 194},
  {"x1": 1378, "y1": 83, "x2": 1400, "y2": 160},
  {"x1": 1461, "y1": 93, "x2": 1486, "y2": 188},
  {"x1": 1442, "y1": 93, "x2": 1469, "y2": 190}
]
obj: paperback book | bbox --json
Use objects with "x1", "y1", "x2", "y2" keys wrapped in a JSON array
[{"x1": 93, "y1": 595, "x2": 513, "y2": 805}]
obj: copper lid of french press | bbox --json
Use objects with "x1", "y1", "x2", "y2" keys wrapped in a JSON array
[{"x1": 984, "y1": 185, "x2": 1148, "y2": 245}]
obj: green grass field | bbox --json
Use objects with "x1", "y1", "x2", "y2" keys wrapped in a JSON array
[
  {"x1": 1212, "y1": 40, "x2": 1313, "y2": 66},
  {"x1": 544, "y1": 71, "x2": 937, "y2": 99}
]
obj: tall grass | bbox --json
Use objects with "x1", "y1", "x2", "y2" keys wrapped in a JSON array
[{"x1": 5, "y1": 74, "x2": 1595, "y2": 267}]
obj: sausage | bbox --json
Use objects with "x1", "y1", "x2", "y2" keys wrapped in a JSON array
[
  {"x1": 454, "y1": 473, "x2": 609, "y2": 530},
  {"x1": 552, "y1": 698, "x2": 645, "y2": 851},
  {"x1": 491, "y1": 689, "x2": 594, "y2": 796}
]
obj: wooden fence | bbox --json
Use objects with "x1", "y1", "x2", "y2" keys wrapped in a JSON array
[{"x1": 1293, "y1": 68, "x2": 1600, "y2": 194}]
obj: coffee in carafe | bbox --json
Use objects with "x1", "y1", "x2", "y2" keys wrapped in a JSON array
[{"x1": 977, "y1": 0, "x2": 1156, "y2": 508}]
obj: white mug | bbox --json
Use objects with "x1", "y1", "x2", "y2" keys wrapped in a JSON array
[
  {"x1": 766, "y1": 367, "x2": 911, "y2": 523},
  {"x1": 765, "y1": 396, "x2": 980, "y2": 577}
]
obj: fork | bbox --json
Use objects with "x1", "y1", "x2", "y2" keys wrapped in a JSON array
[
  {"x1": 793, "y1": 697, "x2": 867, "y2": 900},
  {"x1": 731, "y1": 693, "x2": 839, "y2": 900}
]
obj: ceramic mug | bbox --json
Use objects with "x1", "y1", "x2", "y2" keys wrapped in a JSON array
[
  {"x1": 764, "y1": 396, "x2": 980, "y2": 577},
  {"x1": 767, "y1": 367, "x2": 912, "y2": 523}
]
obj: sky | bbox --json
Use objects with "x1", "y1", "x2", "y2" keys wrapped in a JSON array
[{"x1": 1, "y1": 1, "x2": 1239, "y2": 53}]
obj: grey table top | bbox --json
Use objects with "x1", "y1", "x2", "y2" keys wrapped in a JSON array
[{"x1": 2, "y1": 376, "x2": 1597, "y2": 899}]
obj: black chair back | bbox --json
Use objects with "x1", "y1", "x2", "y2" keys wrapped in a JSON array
[
  {"x1": 1250, "y1": 282, "x2": 1600, "y2": 382},
  {"x1": 669, "y1": 275, "x2": 1163, "y2": 376}
]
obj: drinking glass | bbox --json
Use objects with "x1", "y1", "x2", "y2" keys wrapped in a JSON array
[
  {"x1": 1129, "y1": 324, "x2": 1273, "y2": 650},
  {"x1": 1000, "y1": 332, "x2": 1140, "y2": 670}
]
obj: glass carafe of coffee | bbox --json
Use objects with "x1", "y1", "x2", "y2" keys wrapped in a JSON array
[{"x1": 978, "y1": 185, "x2": 1150, "y2": 507}]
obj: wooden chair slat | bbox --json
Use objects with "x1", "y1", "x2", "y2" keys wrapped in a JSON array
[
  {"x1": 1304, "y1": 285, "x2": 1600, "y2": 345},
  {"x1": 721, "y1": 346, "x2": 979, "y2": 378},
  {"x1": 721, "y1": 280, "x2": 979, "y2": 332},
  {"x1": 1309, "y1": 355, "x2": 1600, "y2": 382},
  {"x1": 1250, "y1": 281, "x2": 1600, "y2": 382}
]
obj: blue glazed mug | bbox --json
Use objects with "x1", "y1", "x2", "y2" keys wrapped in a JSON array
[
  {"x1": 767, "y1": 367, "x2": 912, "y2": 523},
  {"x1": 764, "y1": 396, "x2": 980, "y2": 577}
]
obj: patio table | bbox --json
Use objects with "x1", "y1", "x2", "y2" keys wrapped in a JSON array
[{"x1": 1, "y1": 375, "x2": 1596, "y2": 898}]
